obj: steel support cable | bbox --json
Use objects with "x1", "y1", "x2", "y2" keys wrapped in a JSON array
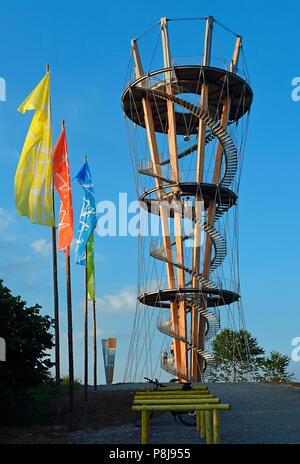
[
  {"x1": 212, "y1": 27, "x2": 229, "y2": 70},
  {"x1": 128, "y1": 91, "x2": 150, "y2": 163},
  {"x1": 137, "y1": 304, "x2": 158, "y2": 379},
  {"x1": 128, "y1": 238, "x2": 158, "y2": 381},
  {"x1": 133, "y1": 20, "x2": 161, "y2": 42},
  {"x1": 146, "y1": 28, "x2": 163, "y2": 76},
  {"x1": 213, "y1": 19, "x2": 239, "y2": 38},
  {"x1": 167, "y1": 17, "x2": 207, "y2": 22}
]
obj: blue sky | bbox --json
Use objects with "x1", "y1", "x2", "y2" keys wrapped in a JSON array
[{"x1": 0, "y1": 0, "x2": 299, "y2": 383}]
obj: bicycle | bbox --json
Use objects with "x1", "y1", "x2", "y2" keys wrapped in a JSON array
[{"x1": 132, "y1": 377, "x2": 197, "y2": 427}]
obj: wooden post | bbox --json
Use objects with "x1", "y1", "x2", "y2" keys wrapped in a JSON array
[
  {"x1": 196, "y1": 410, "x2": 200, "y2": 431},
  {"x1": 161, "y1": 17, "x2": 188, "y2": 379},
  {"x1": 202, "y1": 35, "x2": 242, "y2": 279},
  {"x1": 202, "y1": 98, "x2": 230, "y2": 278},
  {"x1": 213, "y1": 408, "x2": 221, "y2": 444},
  {"x1": 200, "y1": 410, "x2": 206, "y2": 438},
  {"x1": 93, "y1": 298, "x2": 97, "y2": 391},
  {"x1": 230, "y1": 36, "x2": 242, "y2": 73},
  {"x1": 191, "y1": 34, "x2": 242, "y2": 381},
  {"x1": 48, "y1": 63, "x2": 61, "y2": 420},
  {"x1": 205, "y1": 410, "x2": 213, "y2": 444},
  {"x1": 190, "y1": 16, "x2": 213, "y2": 381},
  {"x1": 131, "y1": 39, "x2": 181, "y2": 371},
  {"x1": 197, "y1": 37, "x2": 242, "y2": 364},
  {"x1": 141, "y1": 409, "x2": 150, "y2": 444}
]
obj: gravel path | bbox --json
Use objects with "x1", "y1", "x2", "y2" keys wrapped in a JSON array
[{"x1": 69, "y1": 383, "x2": 300, "y2": 444}]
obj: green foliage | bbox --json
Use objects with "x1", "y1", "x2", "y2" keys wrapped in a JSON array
[
  {"x1": 0, "y1": 385, "x2": 37, "y2": 426},
  {"x1": 0, "y1": 280, "x2": 55, "y2": 425},
  {"x1": 208, "y1": 328, "x2": 294, "y2": 383},
  {"x1": 60, "y1": 375, "x2": 82, "y2": 387},
  {"x1": 26, "y1": 378, "x2": 81, "y2": 408},
  {"x1": 209, "y1": 328, "x2": 265, "y2": 382},
  {"x1": 257, "y1": 351, "x2": 294, "y2": 383}
]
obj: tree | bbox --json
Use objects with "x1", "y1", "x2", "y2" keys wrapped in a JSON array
[
  {"x1": 0, "y1": 280, "x2": 55, "y2": 424},
  {"x1": 258, "y1": 351, "x2": 294, "y2": 383},
  {"x1": 208, "y1": 328, "x2": 265, "y2": 382}
]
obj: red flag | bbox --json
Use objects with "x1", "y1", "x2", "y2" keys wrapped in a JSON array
[{"x1": 53, "y1": 126, "x2": 74, "y2": 254}]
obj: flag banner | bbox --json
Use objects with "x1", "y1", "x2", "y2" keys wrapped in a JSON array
[
  {"x1": 102, "y1": 338, "x2": 117, "y2": 384},
  {"x1": 74, "y1": 160, "x2": 97, "y2": 265},
  {"x1": 15, "y1": 71, "x2": 54, "y2": 226},
  {"x1": 87, "y1": 232, "x2": 95, "y2": 300},
  {"x1": 53, "y1": 126, "x2": 74, "y2": 254}
]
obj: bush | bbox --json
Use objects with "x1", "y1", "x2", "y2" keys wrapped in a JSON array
[{"x1": 0, "y1": 280, "x2": 55, "y2": 425}]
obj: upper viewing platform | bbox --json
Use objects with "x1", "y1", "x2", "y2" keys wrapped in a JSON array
[{"x1": 122, "y1": 17, "x2": 253, "y2": 132}]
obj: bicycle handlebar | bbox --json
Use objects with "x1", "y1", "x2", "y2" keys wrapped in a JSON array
[
  {"x1": 144, "y1": 377, "x2": 165, "y2": 387},
  {"x1": 143, "y1": 377, "x2": 192, "y2": 389},
  {"x1": 144, "y1": 377, "x2": 155, "y2": 383}
]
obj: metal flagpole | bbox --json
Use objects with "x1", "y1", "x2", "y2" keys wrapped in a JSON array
[
  {"x1": 64, "y1": 119, "x2": 74, "y2": 411},
  {"x1": 48, "y1": 63, "x2": 61, "y2": 420},
  {"x1": 84, "y1": 156, "x2": 88, "y2": 401},
  {"x1": 66, "y1": 248, "x2": 74, "y2": 409},
  {"x1": 93, "y1": 298, "x2": 97, "y2": 391}
]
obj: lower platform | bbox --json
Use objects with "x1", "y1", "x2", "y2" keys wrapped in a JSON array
[
  {"x1": 138, "y1": 287, "x2": 240, "y2": 309},
  {"x1": 139, "y1": 182, "x2": 237, "y2": 218}
]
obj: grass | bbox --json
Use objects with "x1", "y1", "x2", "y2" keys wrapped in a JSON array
[
  {"x1": 26, "y1": 376, "x2": 82, "y2": 409},
  {"x1": 0, "y1": 376, "x2": 83, "y2": 427}
]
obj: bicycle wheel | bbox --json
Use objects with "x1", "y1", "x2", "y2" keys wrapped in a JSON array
[
  {"x1": 176, "y1": 410, "x2": 197, "y2": 426},
  {"x1": 132, "y1": 411, "x2": 154, "y2": 428}
]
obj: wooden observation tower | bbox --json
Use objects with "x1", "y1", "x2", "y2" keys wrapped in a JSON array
[{"x1": 122, "y1": 17, "x2": 253, "y2": 382}]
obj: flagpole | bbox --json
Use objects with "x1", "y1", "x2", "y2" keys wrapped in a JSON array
[
  {"x1": 84, "y1": 245, "x2": 88, "y2": 401},
  {"x1": 84, "y1": 156, "x2": 88, "y2": 401},
  {"x1": 62, "y1": 120, "x2": 75, "y2": 411},
  {"x1": 52, "y1": 215, "x2": 61, "y2": 418},
  {"x1": 48, "y1": 63, "x2": 61, "y2": 420},
  {"x1": 66, "y1": 250, "x2": 74, "y2": 409},
  {"x1": 93, "y1": 298, "x2": 97, "y2": 391}
]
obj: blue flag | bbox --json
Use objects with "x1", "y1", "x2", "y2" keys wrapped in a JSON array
[{"x1": 74, "y1": 160, "x2": 97, "y2": 265}]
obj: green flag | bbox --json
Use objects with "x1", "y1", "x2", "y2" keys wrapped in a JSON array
[{"x1": 87, "y1": 233, "x2": 95, "y2": 300}]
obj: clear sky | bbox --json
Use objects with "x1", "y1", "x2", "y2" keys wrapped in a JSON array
[{"x1": 0, "y1": 0, "x2": 299, "y2": 384}]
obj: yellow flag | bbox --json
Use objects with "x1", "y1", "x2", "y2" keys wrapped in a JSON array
[{"x1": 14, "y1": 72, "x2": 54, "y2": 226}]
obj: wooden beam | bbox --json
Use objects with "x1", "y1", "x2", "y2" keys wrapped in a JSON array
[
  {"x1": 131, "y1": 39, "x2": 145, "y2": 83},
  {"x1": 161, "y1": 17, "x2": 188, "y2": 378},
  {"x1": 202, "y1": 33, "x2": 241, "y2": 278},
  {"x1": 132, "y1": 39, "x2": 182, "y2": 370},
  {"x1": 160, "y1": 17, "x2": 172, "y2": 81},
  {"x1": 190, "y1": 16, "x2": 213, "y2": 382},
  {"x1": 203, "y1": 16, "x2": 213, "y2": 67},
  {"x1": 230, "y1": 36, "x2": 242, "y2": 74},
  {"x1": 196, "y1": 35, "x2": 242, "y2": 375}
]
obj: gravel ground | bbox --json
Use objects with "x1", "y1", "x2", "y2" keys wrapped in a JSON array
[{"x1": 69, "y1": 383, "x2": 300, "y2": 444}]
